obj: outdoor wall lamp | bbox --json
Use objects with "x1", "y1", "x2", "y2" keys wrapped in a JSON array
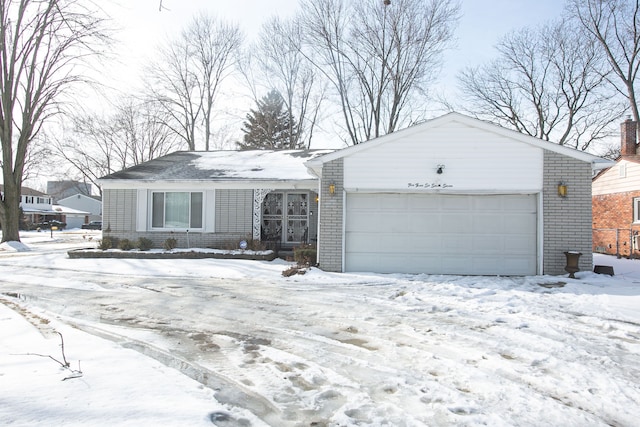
[
  {"x1": 436, "y1": 164, "x2": 445, "y2": 174},
  {"x1": 329, "y1": 182, "x2": 336, "y2": 195},
  {"x1": 558, "y1": 182, "x2": 568, "y2": 197}
]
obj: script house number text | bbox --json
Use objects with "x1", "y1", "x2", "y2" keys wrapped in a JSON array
[{"x1": 408, "y1": 182, "x2": 453, "y2": 189}]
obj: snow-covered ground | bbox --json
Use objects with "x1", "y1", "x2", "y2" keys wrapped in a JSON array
[{"x1": 1, "y1": 229, "x2": 639, "y2": 426}]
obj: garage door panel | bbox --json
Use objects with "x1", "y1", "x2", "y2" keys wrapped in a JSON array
[
  {"x1": 345, "y1": 193, "x2": 537, "y2": 275},
  {"x1": 409, "y1": 214, "x2": 442, "y2": 232},
  {"x1": 441, "y1": 214, "x2": 472, "y2": 232},
  {"x1": 503, "y1": 214, "x2": 536, "y2": 230},
  {"x1": 441, "y1": 196, "x2": 473, "y2": 210},
  {"x1": 505, "y1": 235, "x2": 537, "y2": 253},
  {"x1": 473, "y1": 215, "x2": 505, "y2": 233}
]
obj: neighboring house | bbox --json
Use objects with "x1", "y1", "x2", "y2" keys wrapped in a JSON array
[
  {"x1": 99, "y1": 113, "x2": 610, "y2": 275},
  {"x1": 0, "y1": 185, "x2": 87, "y2": 228},
  {"x1": 592, "y1": 119, "x2": 640, "y2": 257},
  {"x1": 57, "y1": 193, "x2": 102, "y2": 229},
  {"x1": 16, "y1": 187, "x2": 54, "y2": 225},
  {"x1": 0, "y1": 185, "x2": 54, "y2": 226},
  {"x1": 51, "y1": 205, "x2": 91, "y2": 229}
]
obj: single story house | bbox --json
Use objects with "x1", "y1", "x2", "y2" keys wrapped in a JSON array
[
  {"x1": 592, "y1": 119, "x2": 640, "y2": 257},
  {"x1": 99, "y1": 113, "x2": 611, "y2": 275}
]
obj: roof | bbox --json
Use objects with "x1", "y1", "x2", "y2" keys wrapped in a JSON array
[
  {"x1": 0, "y1": 184, "x2": 49, "y2": 196},
  {"x1": 57, "y1": 193, "x2": 102, "y2": 203},
  {"x1": 99, "y1": 150, "x2": 335, "y2": 183},
  {"x1": 52, "y1": 205, "x2": 90, "y2": 215},
  {"x1": 305, "y1": 112, "x2": 614, "y2": 172}
]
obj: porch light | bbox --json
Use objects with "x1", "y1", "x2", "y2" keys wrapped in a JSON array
[
  {"x1": 558, "y1": 182, "x2": 568, "y2": 197},
  {"x1": 329, "y1": 182, "x2": 336, "y2": 195}
]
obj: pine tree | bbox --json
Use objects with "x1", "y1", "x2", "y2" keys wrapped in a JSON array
[{"x1": 238, "y1": 90, "x2": 301, "y2": 150}]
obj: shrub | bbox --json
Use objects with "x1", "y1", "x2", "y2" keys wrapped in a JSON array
[
  {"x1": 294, "y1": 245, "x2": 317, "y2": 267},
  {"x1": 137, "y1": 237, "x2": 153, "y2": 251},
  {"x1": 163, "y1": 237, "x2": 178, "y2": 251},
  {"x1": 118, "y1": 238, "x2": 135, "y2": 251},
  {"x1": 98, "y1": 237, "x2": 115, "y2": 250},
  {"x1": 282, "y1": 266, "x2": 307, "y2": 277}
]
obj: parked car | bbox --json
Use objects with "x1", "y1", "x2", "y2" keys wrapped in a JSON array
[
  {"x1": 31, "y1": 220, "x2": 67, "y2": 230},
  {"x1": 81, "y1": 221, "x2": 102, "y2": 230}
]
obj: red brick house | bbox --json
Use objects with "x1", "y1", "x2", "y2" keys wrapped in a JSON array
[{"x1": 592, "y1": 119, "x2": 640, "y2": 257}]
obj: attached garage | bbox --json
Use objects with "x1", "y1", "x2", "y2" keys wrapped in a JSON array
[
  {"x1": 345, "y1": 193, "x2": 537, "y2": 275},
  {"x1": 307, "y1": 113, "x2": 610, "y2": 275}
]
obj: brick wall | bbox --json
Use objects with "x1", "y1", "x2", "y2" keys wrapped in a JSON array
[
  {"x1": 592, "y1": 191, "x2": 640, "y2": 257},
  {"x1": 543, "y1": 151, "x2": 593, "y2": 274},
  {"x1": 318, "y1": 158, "x2": 344, "y2": 272}
]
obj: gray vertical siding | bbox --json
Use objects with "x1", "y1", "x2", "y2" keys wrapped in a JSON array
[
  {"x1": 318, "y1": 159, "x2": 344, "y2": 272},
  {"x1": 215, "y1": 189, "x2": 253, "y2": 233},
  {"x1": 102, "y1": 189, "x2": 137, "y2": 233},
  {"x1": 543, "y1": 150, "x2": 593, "y2": 275}
]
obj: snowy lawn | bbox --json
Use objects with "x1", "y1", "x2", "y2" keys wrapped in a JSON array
[{"x1": 1, "y1": 230, "x2": 639, "y2": 426}]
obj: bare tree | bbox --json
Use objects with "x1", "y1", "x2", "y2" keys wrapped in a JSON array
[
  {"x1": 52, "y1": 99, "x2": 183, "y2": 196},
  {"x1": 146, "y1": 12, "x2": 243, "y2": 151},
  {"x1": 569, "y1": 0, "x2": 640, "y2": 122},
  {"x1": 458, "y1": 20, "x2": 623, "y2": 150},
  {"x1": 297, "y1": 0, "x2": 460, "y2": 144},
  {"x1": 246, "y1": 17, "x2": 324, "y2": 149},
  {"x1": 0, "y1": 0, "x2": 109, "y2": 242}
]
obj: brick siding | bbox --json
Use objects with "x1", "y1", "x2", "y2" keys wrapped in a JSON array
[
  {"x1": 592, "y1": 191, "x2": 640, "y2": 257},
  {"x1": 543, "y1": 150, "x2": 593, "y2": 274},
  {"x1": 318, "y1": 159, "x2": 344, "y2": 272}
]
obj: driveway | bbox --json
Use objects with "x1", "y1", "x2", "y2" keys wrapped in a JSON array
[{"x1": 1, "y1": 232, "x2": 639, "y2": 426}]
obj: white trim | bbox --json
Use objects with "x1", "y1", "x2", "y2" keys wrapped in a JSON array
[
  {"x1": 205, "y1": 190, "x2": 215, "y2": 232},
  {"x1": 136, "y1": 189, "x2": 147, "y2": 232},
  {"x1": 147, "y1": 190, "x2": 205, "y2": 231},
  {"x1": 341, "y1": 189, "x2": 346, "y2": 273},
  {"x1": 537, "y1": 192, "x2": 544, "y2": 275},
  {"x1": 99, "y1": 179, "x2": 318, "y2": 191}
]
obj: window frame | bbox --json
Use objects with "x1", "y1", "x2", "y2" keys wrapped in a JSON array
[
  {"x1": 634, "y1": 197, "x2": 640, "y2": 223},
  {"x1": 150, "y1": 191, "x2": 204, "y2": 230}
]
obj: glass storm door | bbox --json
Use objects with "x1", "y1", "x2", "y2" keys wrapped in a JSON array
[{"x1": 286, "y1": 193, "x2": 308, "y2": 243}]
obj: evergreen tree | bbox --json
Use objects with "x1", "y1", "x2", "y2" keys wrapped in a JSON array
[{"x1": 238, "y1": 90, "x2": 301, "y2": 149}]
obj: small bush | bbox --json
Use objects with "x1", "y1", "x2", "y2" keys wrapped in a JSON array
[
  {"x1": 294, "y1": 245, "x2": 317, "y2": 267},
  {"x1": 118, "y1": 238, "x2": 135, "y2": 251},
  {"x1": 98, "y1": 237, "x2": 115, "y2": 250},
  {"x1": 163, "y1": 237, "x2": 178, "y2": 250},
  {"x1": 282, "y1": 266, "x2": 307, "y2": 277},
  {"x1": 137, "y1": 237, "x2": 153, "y2": 251}
]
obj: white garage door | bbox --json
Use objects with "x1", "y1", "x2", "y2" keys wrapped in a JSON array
[{"x1": 345, "y1": 193, "x2": 537, "y2": 275}]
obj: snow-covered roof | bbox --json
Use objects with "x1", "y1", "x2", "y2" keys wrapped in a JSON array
[
  {"x1": 99, "y1": 150, "x2": 335, "y2": 183},
  {"x1": 52, "y1": 205, "x2": 90, "y2": 215}
]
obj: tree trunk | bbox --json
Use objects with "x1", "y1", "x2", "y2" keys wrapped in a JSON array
[{"x1": 0, "y1": 180, "x2": 21, "y2": 242}]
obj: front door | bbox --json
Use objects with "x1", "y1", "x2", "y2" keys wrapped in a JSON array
[{"x1": 262, "y1": 192, "x2": 309, "y2": 245}]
